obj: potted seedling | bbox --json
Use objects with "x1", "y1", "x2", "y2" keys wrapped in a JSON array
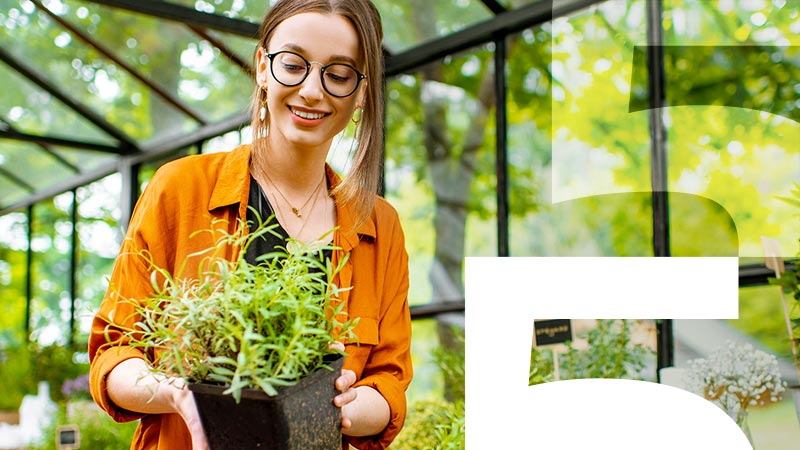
[{"x1": 109, "y1": 215, "x2": 357, "y2": 450}]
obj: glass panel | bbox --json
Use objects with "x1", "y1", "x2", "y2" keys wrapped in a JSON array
[
  {"x1": 205, "y1": 30, "x2": 259, "y2": 68},
  {"x1": 30, "y1": 193, "x2": 74, "y2": 346},
  {"x1": 0, "y1": 62, "x2": 118, "y2": 145},
  {"x1": 0, "y1": 176, "x2": 27, "y2": 208},
  {"x1": 0, "y1": 141, "x2": 77, "y2": 191},
  {"x1": 57, "y1": 1, "x2": 254, "y2": 123},
  {"x1": 662, "y1": 0, "x2": 800, "y2": 258},
  {"x1": 0, "y1": 1, "x2": 196, "y2": 143},
  {"x1": 50, "y1": 146, "x2": 117, "y2": 173},
  {"x1": 0, "y1": 212, "x2": 29, "y2": 346},
  {"x1": 74, "y1": 174, "x2": 121, "y2": 346},
  {"x1": 385, "y1": 43, "x2": 497, "y2": 307},
  {"x1": 509, "y1": 2, "x2": 654, "y2": 256},
  {"x1": 178, "y1": 0, "x2": 496, "y2": 53},
  {"x1": 374, "y1": 0, "x2": 495, "y2": 53},
  {"x1": 168, "y1": 0, "x2": 275, "y2": 22}
]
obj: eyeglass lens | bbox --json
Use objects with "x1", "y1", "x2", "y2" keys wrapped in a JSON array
[{"x1": 270, "y1": 51, "x2": 361, "y2": 97}]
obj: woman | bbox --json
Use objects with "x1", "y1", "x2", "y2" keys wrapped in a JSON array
[{"x1": 87, "y1": 1, "x2": 412, "y2": 449}]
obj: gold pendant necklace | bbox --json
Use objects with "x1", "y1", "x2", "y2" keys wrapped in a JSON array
[{"x1": 259, "y1": 168, "x2": 326, "y2": 219}]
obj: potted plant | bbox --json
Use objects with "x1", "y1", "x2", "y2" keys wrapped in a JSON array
[{"x1": 109, "y1": 216, "x2": 357, "y2": 450}]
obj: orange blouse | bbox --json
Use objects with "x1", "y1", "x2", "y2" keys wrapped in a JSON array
[{"x1": 88, "y1": 144, "x2": 412, "y2": 450}]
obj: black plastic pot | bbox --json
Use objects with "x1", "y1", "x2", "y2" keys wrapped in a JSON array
[{"x1": 188, "y1": 355, "x2": 344, "y2": 450}]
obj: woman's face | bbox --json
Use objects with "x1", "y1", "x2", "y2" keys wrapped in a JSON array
[{"x1": 257, "y1": 12, "x2": 364, "y2": 153}]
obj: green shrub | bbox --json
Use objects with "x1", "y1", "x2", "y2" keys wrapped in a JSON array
[
  {"x1": 29, "y1": 402, "x2": 137, "y2": 450},
  {"x1": 393, "y1": 399, "x2": 464, "y2": 450},
  {"x1": 0, "y1": 343, "x2": 88, "y2": 410},
  {"x1": 393, "y1": 330, "x2": 465, "y2": 450},
  {"x1": 0, "y1": 344, "x2": 34, "y2": 410}
]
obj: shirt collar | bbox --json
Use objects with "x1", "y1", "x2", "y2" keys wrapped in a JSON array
[
  {"x1": 208, "y1": 143, "x2": 251, "y2": 211},
  {"x1": 208, "y1": 144, "x2": 376, "y2": 244}
]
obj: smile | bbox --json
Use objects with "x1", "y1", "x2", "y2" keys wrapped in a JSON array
[{"x1": 290, "y1": 107, "x2": 327, "y2": 120}]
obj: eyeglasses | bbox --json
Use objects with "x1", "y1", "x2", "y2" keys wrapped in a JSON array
[{"x1": 266, "y1": 51, "x2": 367, "y2": 98}]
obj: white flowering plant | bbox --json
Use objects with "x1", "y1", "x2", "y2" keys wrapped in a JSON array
[{"x1": 685, "y1": 342, "x2": 786, "y2": 431}]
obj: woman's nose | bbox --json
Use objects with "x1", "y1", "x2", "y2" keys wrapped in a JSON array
[{"x1": 298, "y1": 65, "x2": 325, "y2": 102}]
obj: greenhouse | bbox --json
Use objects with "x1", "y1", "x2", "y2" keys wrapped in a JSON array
[{"x1": 0, "y1": 0, "x2": 798, "y2": 448}]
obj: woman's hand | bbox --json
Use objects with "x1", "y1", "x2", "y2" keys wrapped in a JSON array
[
  {"x1": 170, "y1": 379, "x2": 209, "y2": 450},
  {"x1": 328, "y1": 341, "x2": 390, "y2": 437},
  {"x1": 329, "y1": 341, "x2": 357, "y2": 430},
  {"x1": 107, "y1": 358, "x2": 208, "y2": 450},
  {"x1": 334, "y1": 369, "x2": 359, "y2": 430}
]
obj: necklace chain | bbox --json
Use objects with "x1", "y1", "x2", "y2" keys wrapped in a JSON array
[
  {"x1": 257, "y1": 165, "x2": 326, "y2": 219},
  {"x1": 260, "y1": 174, "x2": 327, "y2": 245}
]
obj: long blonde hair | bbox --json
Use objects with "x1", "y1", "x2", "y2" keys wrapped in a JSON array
[{"x1": 250, "y1": 0, "x2": 384, "y2": 231}]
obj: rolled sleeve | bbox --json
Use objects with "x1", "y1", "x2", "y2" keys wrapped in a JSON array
[
  {"x1": 349, "y1": 372, "x2": 409, "y2": 450},
  {"x1": 89, "y1": 346, "x2": 148, "y2": 423},
  {"x1": 346, "y1": 206, "x2": 413, "y2": 450}
]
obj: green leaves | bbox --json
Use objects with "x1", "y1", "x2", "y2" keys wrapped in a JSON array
[
  {"x1": 529, "y1": 319, "x2": 653, "y2": 384},
  {"x1": 117, "y1": 215, "x2": 353, "y2": 402}
]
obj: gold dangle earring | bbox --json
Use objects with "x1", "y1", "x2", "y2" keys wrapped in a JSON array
[
  {"x1": 259, "y1": 87, "x2": 268, "y2": 122},
  {"x1": 351, "y1": 107, "x2": 362, "y2": 125}
]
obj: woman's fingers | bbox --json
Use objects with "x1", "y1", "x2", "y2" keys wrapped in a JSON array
[
  {"x1": 329, "y1": 341, "x2": 345, "y2": 352},
  {"x1": 334, "y1": 384, "x2": 358, "y2": 407},
  {"x1": 334, "y1": 369, "x2": 358, "y2": 408},
  {"x1": 335, "y1": 369, "x2": 357, "y2": 391},
  {"x1": 172, "y1": 385, "x2": 208, "y2": 450}
]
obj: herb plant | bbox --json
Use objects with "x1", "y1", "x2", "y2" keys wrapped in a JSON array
[{"x1": 109, "y1": 215, "x2": 357, "y2": 403}]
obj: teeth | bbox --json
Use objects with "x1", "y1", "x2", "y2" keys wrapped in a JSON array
[{"x1": 291, "y1": 108, "x2": 325, "y2": 120}]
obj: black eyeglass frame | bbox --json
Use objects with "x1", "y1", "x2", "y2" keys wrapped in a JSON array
[{"x1": 266, "y1": 50, "x2": 367, "y2": 98}]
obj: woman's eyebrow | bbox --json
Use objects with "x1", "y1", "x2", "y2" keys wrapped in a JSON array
[{"x1": 281, "y1": 43, "x2": 358, "y2": 66}]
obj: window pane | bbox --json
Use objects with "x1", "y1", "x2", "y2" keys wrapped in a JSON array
[
  {"x1": 0, "y1": 212, "x2": 29, "y2": 346},
  {"x1": 0, "y1": 62, "x2": 118, "y2": 145},
  {"x1": 30, "y1": 194, "x2": 74, "y2": 346},
  {"x1": 661, "y1": 0, "x2": 800, "y2": 258},
  {"x1": 0, "y1": 141, "x2": 77, "y2": 192},
  {"x1": 51, "y1": 146, "x2": 117, "y2": 173},
  {"x1": 0, "y1": 2, "x2": 197, "y2": 144},
  {"x1": 0, "y1": 176, "x2": 27, "y2": 208},
  {"x1": 385, "y1": 44, "x2": 497, "y2": 306},
  {"x1": 509, "y1": 1, "x2": 654, "y2": 256},
  {"x1": 60, "y1": 1, "x2": 254, "y2": 123},
  {"x1": 168, "y1": 0, "x2": 275, "y2": 23},
  {"x1": 75, "y1": 174, "x2": 121, "y2": 345},
  {"x1": 374, "y1": 0, "x2": 494, "y2": 53}
]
